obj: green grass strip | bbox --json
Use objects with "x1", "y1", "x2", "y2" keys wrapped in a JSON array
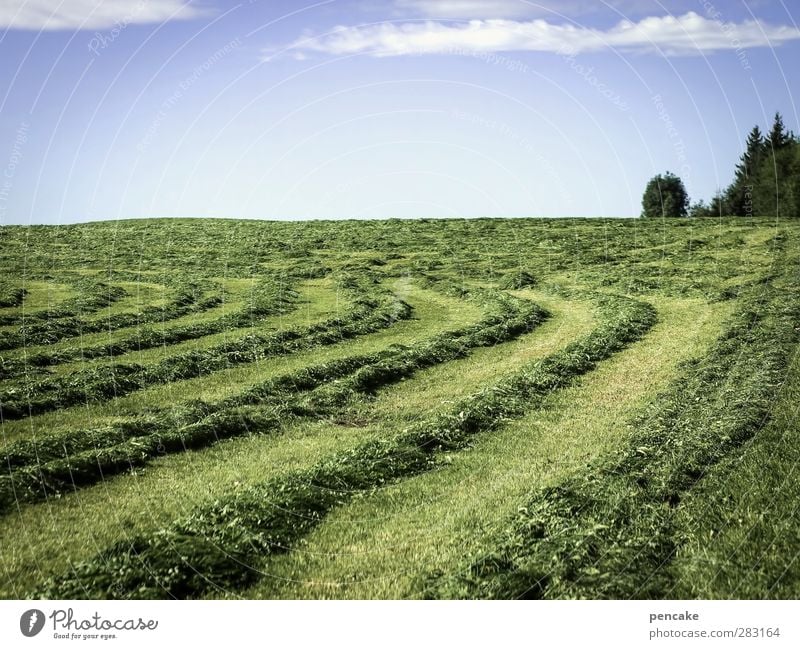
[
  {"x1": 0, "y1": 278, "x2": 127, "y2": 327},
  {"x1": 0, "y1": 293, "x2": 546, "y2": 512},
  {"x1": 0, "y1": 280, "x2": 220, "y2": 351},
  {"x1": 32, "y1": 293, "x2": 654, "y2": 599},
  {"x1": 0, "y1": 277, "x2": 299, "y2": 380},
  {"x1": 0, "y1": 284, "x2": 26, "y2": 309},
  {"x1": 0, "y1": 284, "x2": 410, "y2": 420},
  {"x1": 667, "y1": 336, "x2": 800, "y2": 598},
  {"x1": 424, "y1": 268, "x2": 800, "y2": 599}
]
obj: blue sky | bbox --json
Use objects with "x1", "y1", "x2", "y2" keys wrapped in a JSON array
[{"x1": 0, "y1": 0, "x2": 798, "y2": 224}]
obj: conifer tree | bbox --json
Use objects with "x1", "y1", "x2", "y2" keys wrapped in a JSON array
[
  {"x1": 726, "y1": 125, "x2": 764, "y2": 215},
  {"x1": 766, "y1": 112, "x2": 790, "y2": 151},
  {"x1": 738, "y1": 126, "x2": 765, "y2": 178}
]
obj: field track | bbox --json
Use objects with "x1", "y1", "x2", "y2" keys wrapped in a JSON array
[{"x1": 0, "y1": 217, "x2": 798, "y2": 599}]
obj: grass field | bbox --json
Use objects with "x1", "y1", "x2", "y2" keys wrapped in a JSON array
[{"x1": 0, "y1": 215, "x2": 798, "y2": 600}]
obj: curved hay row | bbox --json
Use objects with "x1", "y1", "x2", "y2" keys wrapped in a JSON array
[
  {"x1": 0, "y1": 279, "x2": 223, "y2": 352},
  {"x1": 0, "y1": 291, "x2": 546, "y2": 513},
  {"x1": 0, "y1": 283, "x2": 27, "y2": 309},
  {"x1": 0, "y1": 279, "x2": 128, "y2": 328},
  {"x1": 0, "y1": 276, "x2": 299, "y2": 381},
  {"x1": 32, "y1": 292, "x2": 655, "y2": 599},
  {"x1": 244, "y1": 296, "x2": 731, "y2": 599},
  {"x1": 425, "y1": 264, "x2": 800, "y2": 600},
  {"x1": 0, "y1": 281, "x2": 410, "y2": 420}
]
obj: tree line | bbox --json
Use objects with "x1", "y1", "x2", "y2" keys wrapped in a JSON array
[{"x1": 642, "y1": 112, "x2": 799, "y2": 218}]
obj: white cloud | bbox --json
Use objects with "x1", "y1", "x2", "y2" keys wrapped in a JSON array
[
  {"x1": 275, "y1": 11, "x2": 800, "y2": 59},
  {"x1": 393, "y1": 0, "x2": 542, "y2": 19},
  {"x1": 0, "y1": 0, "x2": 206, "y2": 31},
  {"x1": 392, "y1": 0, "x2": 695, "y2": 20}
]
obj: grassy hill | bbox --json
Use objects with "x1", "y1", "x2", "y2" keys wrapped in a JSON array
[{"x1": 0, "y1": 216, "x2": 798, "y2": 599}]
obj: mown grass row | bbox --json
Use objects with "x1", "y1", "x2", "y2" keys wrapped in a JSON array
[
  {"x1": 424, "y1": 264, "x2": 800, "y2": 599},
  {"x1": 0, "y1": 288, "x2": 538, "y2": 470},
  {"x1": 0, "y1": 284, "x2": 26, "y2": 308},
  {"x1": 0, "y1": 278, "x2": 128, "y2": 327},
  {"x1": 0, "y1": 276, "x2": 299, "y2": 381},
  {"x1": 0, "y1": 280, "x2": 412, "y2": 420},
  {"x1": 32, "y1": 292, "x2": 655, "y2": 598},
  {"x1": 243, "y1": 296, "x2": 725, "y2": 599},
  {"x1": 0, "y1": 281, "x2": 482, "y2": 597},
  {"x1": 0, "y1": 280, "x2": 221, "y2": 351},
  {"x1": 0, "y1": 292, "x2": 547, "y2": 513},
  {"x1": 668, "y1": 341, "x2": 800, "y2": 598}
]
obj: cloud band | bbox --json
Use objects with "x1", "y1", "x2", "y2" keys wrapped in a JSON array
[{"x1": 274, "y1": 11, "x2": 800, "y2": 59}]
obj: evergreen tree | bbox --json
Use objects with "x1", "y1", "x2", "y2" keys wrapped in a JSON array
[
  {"x1": 751, "y1": 114, "x2": 798, "y2": 216},
  {"x1": 725, "y1": 125, "x2": 763, "y2": 215},
  {"x1": 789, "y1": 145, "x2": 800, "y2": 217},
  {"x1": 655, "y1": 112, "x2": 798, "y2": 218},
  {"x1": 766, "y1": 112, "x2": 791, "y2": 152},
  {"x1": 751, "y1": 143, "x2": 799, "y2": 217},
  {"x1": 738, "y1": 126, "x2": 764, "y2": 179}
]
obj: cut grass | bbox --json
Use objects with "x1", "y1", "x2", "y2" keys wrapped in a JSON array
[
  {"x1": 240, "y1": 296, "x2": 732, "y2": 599},
  {"x1": 0, "y1": 284, "x2": 485, "y2": 597},
  {"x1": 0, "y1": 217, "x2": 796, "y2": 600},
  {"x1": 0, "y1": 285, "x2": 280, "y2": 382},
  {"x1": 73, "y1": 281, "x2": 168, "y2": 322},
  {"x1": 365, "y1": 290, "x2": 593, "y2": 422},
  {"x1": 39, "y1": 278, "x2": 300, "y2": 376},
  {"x1": 426, "y1": 259, "x2": 800, "y2": 599},
  {"x1": 0, "y1": 419, "x2": 366, "y2": 599},
  {"x1": 0, "y1": 278, "x2": 256, "y2": 363},
  {"x1": 32, "y1": 292, "x2": 654, "y2": 598},
  {"x1": 0, "y1": 285, "x2": 26, "y2": 309},
  {"x1": 0, "y1": 290, "x2": 546, "y2": 510},
  {"x1": 0, "y1": 279, "x2": 128, "y2": 328},
  {"x1": 0, "y1": 282, "x2": 77, "y2": 321},
  {"x1": 0, "y1": 280, "x2": 221, "y2": 351},
  {"x1": 0, "y1": 283, "x2": 474, "y2": 444},
  {"x1": 0, "y1": 280, "x2": 409, "y2": 420},
  {"x1": 667, "y1": 347, "x2": 800, "y2": 599}
]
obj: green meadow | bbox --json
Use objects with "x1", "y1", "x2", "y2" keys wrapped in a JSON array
[{"x1": 0, "y1": 216, "x2": 798, "y2": 599}]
